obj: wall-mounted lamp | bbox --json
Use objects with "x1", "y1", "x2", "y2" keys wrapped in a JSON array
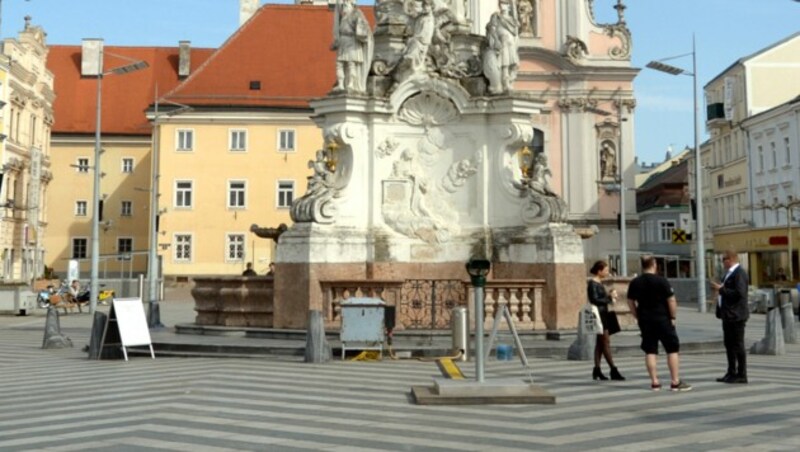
[
  {"x1": 325, "y1": 141, "x2": 339, "y2": 172},
  {"x1": 517, "y1": 145, "x2": 533, "y2": 183}
]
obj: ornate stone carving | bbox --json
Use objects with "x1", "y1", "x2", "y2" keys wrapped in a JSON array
[
  {"x1": 376, "y1": 137, "x2": 402, "y2": 158},
  {"x1": 483, "y1": 0, "x2": 519, "y2": 95},
  {"x1": 441, "y1": 152, "x2": 481, "y2": 193},
  {"x1": 397, "y1": 91, "x2": 459, "y2": 127},
  {"x1": 519, "y1": 151, "x2": 568, "y2": 223},
  {"x1": 604, "y1": 23, "x2": 631, "y2": 60},
  {"x1": 557, "y1": 97, "x2": 598, "y2": 112},
  {"x1": 599, "y1": 141, "x2": 617, "y2": 181},
  {"x1": 249, "y1": 223, "x2": 288, "y2": 243},
  {"x1": 517, "y1": 0, "x2": 536, "y2": 37},
  {"x1": 290, "y1": 149, "x2": 341, "y2": 224},
  {"x1": 614, "y1": 98, "x2": 637, "y2": 113},
  {"x1": 332, "y1": 0, "x2": 373, "y2": 93},
  {"x1": 382, "y1": 130, "x2": 465, "y2": 243},
  {"x1": 586, "y1": 0, "x2": 596, "y2": 23},
  {"x1": 564, "y1": 35, "x2": 588, "y2": 61}
]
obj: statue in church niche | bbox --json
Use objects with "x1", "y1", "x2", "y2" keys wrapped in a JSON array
[
  {"x1": 599, "y1": 141, "x2": 617, "y2": 180},
  {"x1": 332, "y1": 0, "x2": 373, "y2": 93},
  {"x1": 483, "y1": 0, "x2": 520, "y2": 95},
  {"x1": 517, "y1": 0, "x2": 536, "y2": 37}
]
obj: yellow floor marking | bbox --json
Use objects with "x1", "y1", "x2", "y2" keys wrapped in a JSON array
[{"x1": 436, "y1": 358, "x2": 464, "y2": 379}]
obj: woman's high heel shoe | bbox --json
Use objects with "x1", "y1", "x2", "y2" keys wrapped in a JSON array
[
  {"x1": 593, "y1": 366, "x2": 608, "y2": 381},
  {"x1": 610, "y1": 366, "x2": 626, "y2": 381}
]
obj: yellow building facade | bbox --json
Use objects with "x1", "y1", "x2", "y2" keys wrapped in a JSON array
[
  {"x1": 0, "y1": 19, "x2": 54, "y2": 282},
  {"x1": 155, "y1": 114, "x2": 319, "y2": 276}
]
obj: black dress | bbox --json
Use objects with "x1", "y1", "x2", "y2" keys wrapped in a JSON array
[{"x1": 587, "y1": 280, "x2": 613, "y2": 333}]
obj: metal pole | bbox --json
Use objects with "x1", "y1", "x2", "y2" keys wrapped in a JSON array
[
  {"x1": 90, "y1": 50, "x2": 103, "y2": 315},
  {"x1": 474, "y1": 284, "x2": 485, "y2": 383},
  {"x1": 147, "y1": 89, "x2": 163, "y2": 328},
  {"x1": 618, "y1": 100, "x2": 627, "y2": 276},
  {"x1": 693, "y1": 34, "x2": 707, "y2": 313}
]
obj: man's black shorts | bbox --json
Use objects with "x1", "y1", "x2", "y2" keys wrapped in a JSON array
[{"x1": 639, "y1": 320, "x2": 680, "y2": 354}]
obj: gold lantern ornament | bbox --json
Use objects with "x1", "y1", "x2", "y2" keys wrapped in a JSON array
[{"x1": 325, "y1": 141, "x2": 339, "y2": 172}]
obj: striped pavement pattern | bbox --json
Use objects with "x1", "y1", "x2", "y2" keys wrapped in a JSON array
[{"x1": 1, "y1": 324, "x2": 799, "y2": 451}]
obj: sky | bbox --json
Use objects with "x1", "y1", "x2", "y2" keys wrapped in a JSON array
[{"x1": 2, "y1": 0, "x2": 799, "y2": 166}]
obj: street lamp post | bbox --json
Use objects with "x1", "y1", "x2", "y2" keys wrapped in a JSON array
[
  {"x1": 646, "y1": 35, "x2": 706, "y2": 312},
  {"x1": 87, "y1": 39, "x2": 148, "y2": 314}
]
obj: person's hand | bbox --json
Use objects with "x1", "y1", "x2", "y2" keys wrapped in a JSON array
[
  {"x1": 710, "y1": 280, "x2": 722, "y2": 290},
  {"x1": 670, "y1": 318, "x2": 676, "y2": 327}
]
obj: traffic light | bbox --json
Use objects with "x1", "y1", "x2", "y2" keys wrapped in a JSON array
[
  {"x1": 691, "y1": 199, "x2": 697, "y2": 219},
  {"x1": 616, "y1": 213, "x2": 622, "y2": 230}
]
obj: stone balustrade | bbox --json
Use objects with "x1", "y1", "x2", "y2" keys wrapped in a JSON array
[
  {"x1": 482, "y1": 280, "x2": 547, "y2": 331},
  {"x1": 192, "y1": 276, "x2": 274, "y2": 327},
  {"x1": 321, "y1": 278, "x2": 547, "y2": 331}
]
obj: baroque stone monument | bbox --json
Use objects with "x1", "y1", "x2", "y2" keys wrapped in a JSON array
[{"x1": 275, "y1": 0, "x2": 585, "y2": 331}]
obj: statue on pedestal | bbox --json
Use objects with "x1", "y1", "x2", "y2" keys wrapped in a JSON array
[
  {"x1": 483, "y1": 0, "x2": 520, "y2": 94},
  {"x1": 332, "y1": 0, "x2": 373, "y2": 93}
]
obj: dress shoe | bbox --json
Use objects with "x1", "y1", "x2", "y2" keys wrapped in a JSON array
[
  {"x1": 592, "y1": 366, "x2": 608, "y2": 381},
  {"x1": 716, "y1": 373, "x2": 733, "y2": 383},
  {"x1": 726, "y1": 376, "x2": 748, "y2": 384}
]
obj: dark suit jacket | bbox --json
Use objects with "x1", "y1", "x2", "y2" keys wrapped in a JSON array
[{"x1": 716, "y1": 266, "x2": 750, "y2": 322}]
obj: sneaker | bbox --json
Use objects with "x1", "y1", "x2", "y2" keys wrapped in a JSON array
[
  {"x1": 670, "y1": 380, "x2": 693, "y2": 392},
  {"x1": 651, "y1": 382, "x2": 662, "y2": 392}
]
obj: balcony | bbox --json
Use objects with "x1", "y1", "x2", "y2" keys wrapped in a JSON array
[{"x1": 706, "y1": 102, "x2": 729, "y2": 129}]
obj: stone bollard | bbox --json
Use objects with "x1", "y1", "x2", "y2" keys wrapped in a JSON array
[
  {"x1": 567, "y1": 309, "x2": 597, "y2": 360},
  {"x1": 779, "y1": 301, "x2": 798, "y2": 344},
  {"x1": 750, "y1": 308, "x2": 785, "y2": 355},
  {"x1": 42, "y1": 307, "x2": 73, "y2": 349},
  {"x1": 304, "y1": 310, "x2": 331, "y2": 363}
]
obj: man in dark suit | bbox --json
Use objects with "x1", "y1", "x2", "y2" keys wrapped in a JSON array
[{"x1": 710, "y1": 250, "x2": 749, "y2": 384}]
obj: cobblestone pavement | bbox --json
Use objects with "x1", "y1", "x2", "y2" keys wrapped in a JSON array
[{"x1": 1, "y1": 314, "x2": 799, "y2": 451}]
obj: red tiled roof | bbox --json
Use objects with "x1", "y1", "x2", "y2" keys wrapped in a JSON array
[
  {"x1": 164, "y1": 4, "x2": 374, "y2": 109},
  {"x1": 47, "y1": 45, "x2": 215, "y2": 135}
]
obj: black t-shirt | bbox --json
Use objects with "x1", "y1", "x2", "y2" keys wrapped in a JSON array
[{"x1": 627, "y1": 273, "x2": 674, "y2": 323}]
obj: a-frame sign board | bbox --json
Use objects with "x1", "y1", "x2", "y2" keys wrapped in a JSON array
[{"x1": 97, "y1": 297, "x2": 155, "y2": 361}]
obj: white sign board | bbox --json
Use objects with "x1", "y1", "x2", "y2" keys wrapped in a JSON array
[
  {"x1": 112, "y1": 297, "x2": 152, "y2": 347},
  {"x1": 68, "y1": 260, "x2": 80, "y2": 283}
]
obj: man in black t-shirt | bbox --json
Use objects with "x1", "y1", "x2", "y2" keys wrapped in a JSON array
[{"x1": 627, "y1": 255, "x2": 692, "y2": 392}]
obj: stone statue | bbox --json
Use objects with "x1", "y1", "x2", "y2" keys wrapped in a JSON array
[
  {"x1": 401, "y1": 0, "x2": 436, "y2": 76},
  {"x1": 483, "y1": 0, "x2": 520, "y2": 95},
  {"x1": 600, "y1": 142, "x2": 617, "y2": 179},
  {"x1": 332, "y1": 0, "x2": 373, "y2": 93},
  {"x1": 518, "y1": 0, "x2": 535, "y2": 37},
  {"x1": 530, "y1": 152, "x2": 555, "y2": 196},
  {"x1": 291, "y1": 149, "x2": 343, "y2": 224}
]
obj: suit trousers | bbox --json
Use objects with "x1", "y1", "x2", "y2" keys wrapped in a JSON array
[{"x1": 722, "y1": 320, "x2": 747, "y2": 377}]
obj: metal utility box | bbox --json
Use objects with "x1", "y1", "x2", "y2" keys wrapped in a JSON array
[
  {"x1": 0, "y1": 284, "x2": 37, "y2": 315},
  {"x1": 340, "y1": 297, "x2": 385, "y2": 359}
]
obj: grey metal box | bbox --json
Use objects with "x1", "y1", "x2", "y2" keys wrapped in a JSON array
[{"x1": 340, "y1": 297, "x2": 385, "y2": 359}]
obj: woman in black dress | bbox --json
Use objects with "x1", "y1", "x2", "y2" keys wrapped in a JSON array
[{"x1": 588, "y1": 260, "x2": 625, "y2": 381}]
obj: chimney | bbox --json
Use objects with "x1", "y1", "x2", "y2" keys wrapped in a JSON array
[
  {"x1": 240, "y1": 0, "x2": 259, "y2": 27},
  {"x1": 81, "y1": 38, "x2": 104, "y2": 77},
  {"x1": 178, "y1": 40, "x2": 191, "y2": 78}
]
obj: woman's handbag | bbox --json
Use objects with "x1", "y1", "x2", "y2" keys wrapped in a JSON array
[
  {"x1": 605, "y1": 310, "x2": 621, "y2": 335},
  {"x1": 582, "y1": 303, "x2": 603, "y2": 334}
]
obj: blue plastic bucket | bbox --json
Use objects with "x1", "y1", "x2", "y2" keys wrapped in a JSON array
[{"x1": 496, "y1": 344, "x2": 513, "y2": 360}]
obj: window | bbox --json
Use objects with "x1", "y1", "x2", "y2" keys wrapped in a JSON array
[
  {"x1": 72, "y1": 238, "x2": 88, "y2": 259},
  {"x1": 230, "y1": 129, "x2": 247, "y2": 151},
  {"x1": 174, "y1": 234, "x2": 192, "y2": 262},
  {"x1": 226, "y1": 233, "x2": 245, "y2": 261},
  {"x1": 785, "y1": 137, "x2": 791, "y2": 166},
  {"x1": 277, "y1": 180, "x2": 295, "y2": 208},
  {"x1": 122, "y1": 157, "x2": 134, "y2": 173},
  {"x1": 121, "y1": 200, "x2": 132, "y2": 217},
  {"x1": 76, "y1": 158, "x2": 90, "y2": 173},
  {"x1": 117, "y1": 237, "x2": 133, "y2": 261},
  {"x1": 658, "y1": 220, "x2": 676, "y2": 243},
  {"x1": 717, "y1": 174, "x2": 724, "y2": 189},
  {"x1": 757, "y1": 146, "x2": 763, "y2": 172},
  {"x1": 228, "y1": 180, "x2": 246, "y2": 208},
  {"x1": 175, "y1": 180, "x2": 193, "y2": 208},
  {"x1": 278, "y1": 129, "x2": 295, "y2": 152},
  {"x1": 75, "y1": 200, "x2": 87, "y2": 217},
  {"x1": 176, "y1": 129, "x2": 194, "y2": 151},
  {"x1": 771, "y1": 142, "x2": 777, "y2": 169}
]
